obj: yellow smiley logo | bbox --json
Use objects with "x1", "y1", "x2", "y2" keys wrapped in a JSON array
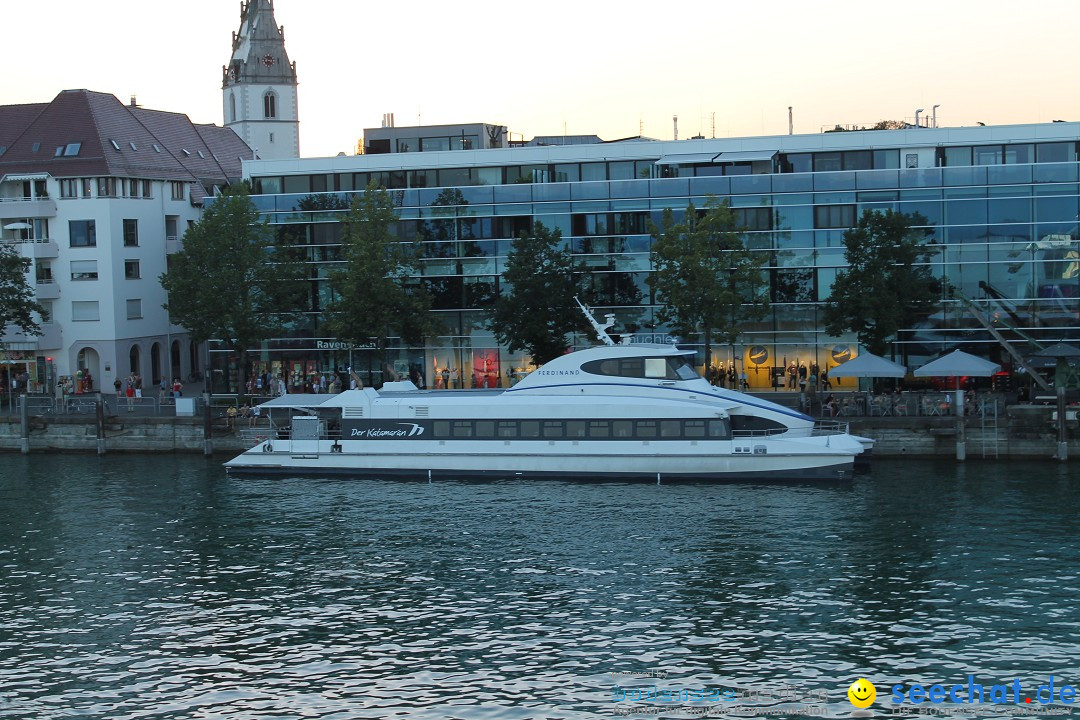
[{"x1": 848, "y1": 678, "x2": 876, "y2": 708}]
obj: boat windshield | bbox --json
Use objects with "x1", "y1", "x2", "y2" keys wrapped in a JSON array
[{"x1": 581, "y1": 355, "x2": 700, "y2": 381}]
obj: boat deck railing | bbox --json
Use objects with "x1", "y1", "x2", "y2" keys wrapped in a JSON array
[{"x1": 811, "y1": 420, "x2": 851, "y2": 436}]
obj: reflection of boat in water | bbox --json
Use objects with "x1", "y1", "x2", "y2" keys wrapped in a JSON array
[{"x1": 226, "y1": 308, "x2": 866, "y2": 482}]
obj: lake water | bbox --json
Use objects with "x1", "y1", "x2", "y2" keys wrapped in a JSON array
[{"x1": 0, "y1": 455, "x2": 1077, "y2": 719}]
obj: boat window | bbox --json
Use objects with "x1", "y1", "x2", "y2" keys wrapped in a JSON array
[
  {"x1": 354, "y1": 417, "x2": 733, "y2": 440},
  {"x1": 730, "y1": 415, "x2": 786, "y2": 434},
  {"x1": 707, "y1": 419, "x2": 730, "y2": 438},
  {"x1": 645, "y1": 358, "x2": 667, "y2": 378},
  {"x1": 669, "y1": 355, "x2": 700, "y2": 381},
  {"x1": 582, "y1": 355, "x2": 700, "y2": 381},
  {"x1": 684, "y1": 420, "x2": 706, "y2": 438},
  {"x1": 588, "y1": 421, "x2": 610, "y2": 438}
]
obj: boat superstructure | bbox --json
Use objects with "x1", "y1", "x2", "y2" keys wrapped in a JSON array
[{"x1": 225, "y1": 340, "x2": 865, "y2": 481}]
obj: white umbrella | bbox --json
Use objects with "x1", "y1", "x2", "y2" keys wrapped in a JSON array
[
  {"x1": 915, "y1": 350, "x2": 1000, "y2": 419},
  {"x1": 3, "y1": 222, "x2": 32, "y2": 230},
  {"x1": 828, "y1": 351, "x2": 907, "y2": 378},
  {"x1": 914, "y1": 350, "x2": 1000, "y2": 378}
]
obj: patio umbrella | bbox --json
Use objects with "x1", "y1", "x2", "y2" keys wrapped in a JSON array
[
  {"x1": 914, "y1": 349, "x2": 1000, "y2": 378},
  {"x1": 828, "y1": 351, "x2": 907, "y2": 378},
  {"x1": 915, "y1": 350, "x2": 1001, "y2": 462},
  {"x1": 828, "y1": 351, "x2": 907, "y2": 417},
  {"x1": 914, "y1": 350, "x2": 1001, "y2": 415},
  {"x1": 1030, "y1": 342, "x2": 1079, "y2": 461}
]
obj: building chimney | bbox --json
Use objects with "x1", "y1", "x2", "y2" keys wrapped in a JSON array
[
  {"x1": 788, "y1": 106, "x2": 793, "y2": 135},
  {"x1": 673, "y1": 115, "x2": 679, "y2": 141},
  {"x1": 130, "y1": 95, "x2": 137, "y2": 108}
]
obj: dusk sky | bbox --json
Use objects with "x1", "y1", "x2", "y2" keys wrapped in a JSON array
[{"x1": 6, "y1": 0, "x2": 1079, "y2": 158}]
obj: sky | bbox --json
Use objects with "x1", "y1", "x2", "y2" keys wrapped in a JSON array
[{"x1": 5, "y1": 0, "x2": 1080, "y2": 159}]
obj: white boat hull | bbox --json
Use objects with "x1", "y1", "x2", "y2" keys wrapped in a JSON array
[{"x1": 225, "y1": 437, "x2": 860, "y2": 482}]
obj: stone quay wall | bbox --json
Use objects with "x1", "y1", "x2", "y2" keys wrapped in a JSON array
[{"x1": 0, "y1": 405, "x2": 1076, "y2": 459}]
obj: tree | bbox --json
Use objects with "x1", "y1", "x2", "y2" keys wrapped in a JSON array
[
  {"x1": 323, "y1": 183, "x2": 436, "y2": 365},
  {"x1": 823, "y1": 209, "x2": 938, "y2": 356},
  {"x1": 490, "y1": 221, "x2": 585, "y2": 366},
  {"x1": 160, "y1": 185, "x2": 306, "y2": 392},
  {"x1": 0, "y1": 244, "x2": 44, "y2": 340},
  {"x1": 648, "y1": 199, "x2": 769, "y2": 371}
]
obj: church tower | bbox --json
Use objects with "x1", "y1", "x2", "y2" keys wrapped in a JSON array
[{"x1": 222, "y1": 0, "x2": 299, "y2": 159}]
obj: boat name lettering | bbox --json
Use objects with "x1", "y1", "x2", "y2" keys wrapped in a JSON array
[
  {"x1": 537, "y1": 370, "x2": 581, "y2": 376},
  {"x1": 350, "y1": 423, "x2": 426, "y2": 438}
]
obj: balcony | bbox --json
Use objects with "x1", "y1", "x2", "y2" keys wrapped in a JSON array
[
  {"x1": 166, "y1": 235, "x2": 183, "y2": 254},
  {"x1": 35, "y1": 281, "x2": 59, "y2": 300},
  {"x1": 0, "y1": 322, "x2": 59, "y2": 350},
  {"x1": 0, "y1": 196, "x2": 57, "y2": 219},
  {"x1": 27, "y1": 239, "x2": 58, "y2": 258}
]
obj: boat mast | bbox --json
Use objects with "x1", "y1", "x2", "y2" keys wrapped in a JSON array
[{"x1": 574, "y1": 297, "x2": 617, "y2": 347}]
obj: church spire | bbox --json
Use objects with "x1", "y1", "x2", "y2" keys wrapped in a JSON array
[{"x1": 222, "y1": 0, "x2": 300, "y2": 159}]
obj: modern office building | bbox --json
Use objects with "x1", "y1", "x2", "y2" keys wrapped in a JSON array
[
  {"x1": 228, "y1": 121, "x2": 1080, "y2": 392},
  {"x1": 0, "y1": 89, "x2": 250, "y2": 393}
]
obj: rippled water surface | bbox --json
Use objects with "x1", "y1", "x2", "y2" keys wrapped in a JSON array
[{"x1": 0, "y1": 455, "x2": 1078, "y2": 719}]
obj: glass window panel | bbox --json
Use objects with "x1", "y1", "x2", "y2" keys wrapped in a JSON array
[
  {"x1": 785, "y1": 153, "x2": 813, "y2": 173},
  {"x1": 946, "y1": 199, "x2": 988, "y2": 225},
  {"x1": 1035, "y1": 195, "x2": 1079, "y2": 223},
  {"x1": 814, "y1": 172, "x2": 856, "y2": 191},
  {"x1": 772, "y1": 173, "x2": 814, "y2": 193},
  {"x1": 899, "y1": 200, "x2": 942, "y2": 226},
  {"x1": 1034, "y1": 163, "x2": 1079, "y2": 184},
  {"x1": 873, "y1": 150, "x2": 900, "y2": 169},
  {"x1": 1004, "y1": 144, "x2": 1034, "y2": 164},
  {"x1": 581, "y1": 163, "x2": 607, "y2": 182},
  {"x1": 730, "y1": 175, "x2": 771, "y2": 195},
  {"x1": 974, "y1": 145, "x2": 1003, "y2": 165},
  {"x1": 943, "y1": 166, "x2": 987, "y2": 187},
  {"x1": 843, "y1": 151, "x2": 872, "y2": 171},
  {"x1": 814, "y1": 152, "x2": 842, "y2": 172},
  {"x1": 899, "y1": 168, "x2": 943, "y2": 188},
  {"x1": 608, "y1": 161, "x2": 634, "y2": 181},
  {"x1": 660, "y1": 421, "x2": 681, "y2": 438},
  {"x1": 557, "y1": 165, "x2": 583, "y2": 183},
  {"x1": 1036, "y1": 143, "x2": 1074, "y2": 163},
  {"x1": 945, "y1": 146, "x2": 971, "y2": 167},
  {"x1": 471, "y1": 167, "x2": 499, "y2": 186},
  {"x1": 636, "y1": 420, "x2": 657, "y2": 438},
  {"x1": 987, "y1": 165, "x2": 1032, "y2": 185},
  {"x1": 566, "y1": 421, "x2": 587, "y2": 438},
  {"x1": 988, "y1": 198, "x2": 1031, "y2": 224},
  {"x1": 282, "y1": 175, "x2": 310, "y2": 193}
]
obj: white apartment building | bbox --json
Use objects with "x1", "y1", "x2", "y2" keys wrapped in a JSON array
[{"x1": 0, "y1": 89, "x2": 251, "y2": 393}]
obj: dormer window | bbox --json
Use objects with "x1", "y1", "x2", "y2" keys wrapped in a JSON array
[{"x1": 263, "y1": 91, "x2": 277, "y2": 119}]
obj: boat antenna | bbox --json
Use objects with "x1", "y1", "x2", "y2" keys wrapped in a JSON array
[{"x1": 574, "y1": 297, "x2": 616, "y2": 347}]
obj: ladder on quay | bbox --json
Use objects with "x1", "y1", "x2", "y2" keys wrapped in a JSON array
[{"x1": 980, "y1": 398, "x2": 1000, "y2": 459}]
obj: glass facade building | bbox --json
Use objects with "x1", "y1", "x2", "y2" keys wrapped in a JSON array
[{"x1": 222, "y1": 123, "x2": 1080, "y2": 393}]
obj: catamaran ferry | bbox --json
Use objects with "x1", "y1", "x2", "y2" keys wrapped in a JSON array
[{"x1": 225, "y1": 312, "x2": 866, "y2": 481}]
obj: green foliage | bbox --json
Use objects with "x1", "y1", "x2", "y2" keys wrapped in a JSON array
[
  {"x1": 490, "y1": 221, "x2": 585, "y2": 366},
  {"x1": 0, "y1": 244, "x2": 43, "y2": 339},
  {"x1": 648, "y1": 199, "x2": 768, "y2": 367},
  {"x1": 324, "y1": 183, "x2": 436, "y2": 353},
  {"x1": 160, "y1": 185, "x2": 306, "y2": 384},
  {"x1": 823, "y1": 209, "x2": 938, "y2": 356}
]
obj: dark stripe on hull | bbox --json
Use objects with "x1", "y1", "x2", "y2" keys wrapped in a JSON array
[{"x1": 225, "y1": 462, "x2": 855, "y2": 483}]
